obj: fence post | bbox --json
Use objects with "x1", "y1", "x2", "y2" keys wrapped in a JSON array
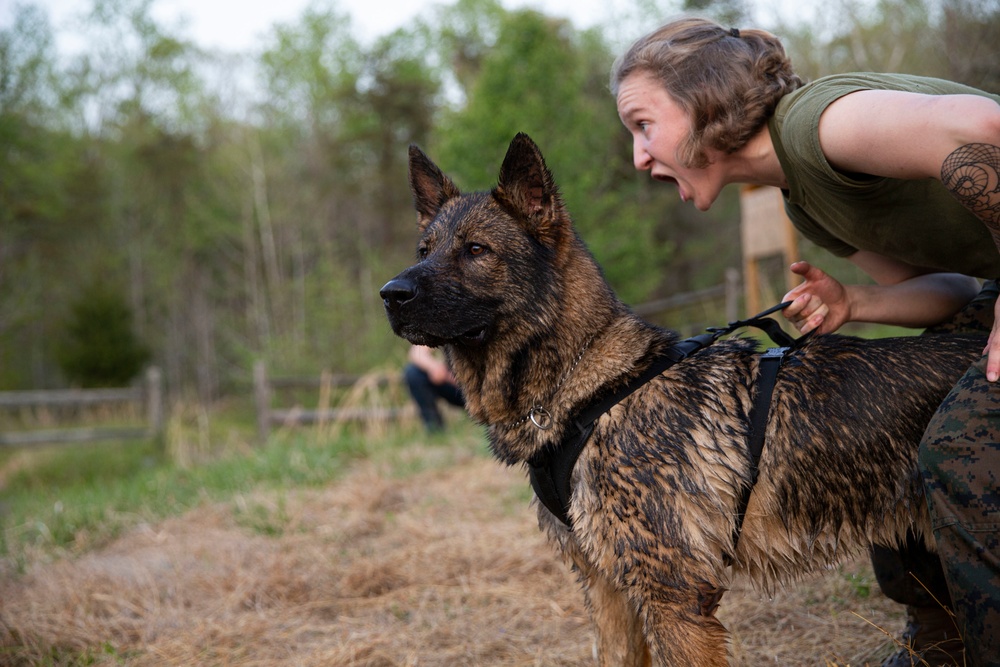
[
  {"x1": 254, "y1": 360, "x2": 271, "y2": 444},
  {"x1": 146, "y1": 367, "x2": 164, "y2": 441}
]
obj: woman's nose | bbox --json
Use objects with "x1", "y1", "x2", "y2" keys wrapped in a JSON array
[{"x1": 633, "y1": 140, "x2": 652, "y2": 171}]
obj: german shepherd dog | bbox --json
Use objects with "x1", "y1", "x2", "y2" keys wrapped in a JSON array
[{"x1": 380, "y1": 133, "x2": 985, "y2": 666}]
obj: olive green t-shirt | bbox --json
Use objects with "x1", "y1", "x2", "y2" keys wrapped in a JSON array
[{"x1": 768, "y1": 72, "x2": 1000, "y2": 279}]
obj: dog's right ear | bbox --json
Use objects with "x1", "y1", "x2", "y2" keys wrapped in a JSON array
[
  {"x1": 408, "y1": 145, "x2": 461, "y2": 232},
  {"x1": 494, "y1": 133, "x2": 565, "y2": 248}
]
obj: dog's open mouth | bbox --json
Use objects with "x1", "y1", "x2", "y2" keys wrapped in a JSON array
[
  {"x1": 459, "y1": 326, "x2": 488, "y2": 345},
  {"x1": 394, "y1": 322, "x2": 487, "y2": 348}
]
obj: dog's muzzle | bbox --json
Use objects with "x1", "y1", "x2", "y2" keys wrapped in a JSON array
[{"x1": 380, "y1": 274, "x2": 489, "y2": 347}]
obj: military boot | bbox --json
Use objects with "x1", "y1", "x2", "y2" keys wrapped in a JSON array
[{"x1": 880, "y1": 604, "x2": 965, "y2": 667}]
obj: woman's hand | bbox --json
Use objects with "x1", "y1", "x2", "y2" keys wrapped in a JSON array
[
  {"x1": 987, "y1": 302, "x2": 1000, "y2": 382},
  {"x1": 781, "y1": 261, "x2": 851, "y2": 334}
]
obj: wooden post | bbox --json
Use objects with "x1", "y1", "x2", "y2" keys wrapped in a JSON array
[
  {"x1": 742, "y1": 256, "x2": 762, "y2": 316},
  {"x1": 315, "y1": 369, "x2": 332, "y2": 441},
  {"x1": 145, "y1": 366, "x2": 163, "y2": 440},
  {"x1": 739, "y1": 185, "x2": 800, "y2": 316},
  {"x1": 254, "y1": 360, "x2": 271, "y2": 444}
]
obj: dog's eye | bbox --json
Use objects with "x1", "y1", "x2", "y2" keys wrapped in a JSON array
[
  {"x1": 468, "y1": 244, "x2": 487, "y2": 257},
  {"x1": 417, "y1": 246, "x2": 429, "y2": 260}
]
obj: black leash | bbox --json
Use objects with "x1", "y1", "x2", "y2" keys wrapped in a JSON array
[{"x1": 528, "y1": 302, "x2": 805, "y2": 556}]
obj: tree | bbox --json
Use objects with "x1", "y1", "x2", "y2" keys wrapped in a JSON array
[
  {"x1": 431, "y1": 9, "x2": 728, "y2": 303},
  {"x1": 426, "y1": 0, "x2": 506, "y2": 99},
  {"x1": 0, "y1": 5, "x2": 96, "y2": 388},
  {"x1": 253, "y1": 6, "x2": 446, "y2": 373},
  {"x1": 363, "y1": 30, "x2": 442, "y2": 250},
  {"x1": 10, "y1": 0, "x2": 993, "y2": 397},
  {"x1": 941, "y1": 0, "x2": 1000, "y2": 90},
  {"x1": 770, "y1": 0, "x2": 998, "y2": 86},
  {"x1": 56, "y1": 282, "x2": 151, "y2": 388}
]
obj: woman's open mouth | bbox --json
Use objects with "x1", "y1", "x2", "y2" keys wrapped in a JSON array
[{"x1": 652, "y1": 173, "x2": 686, "y2": 201}]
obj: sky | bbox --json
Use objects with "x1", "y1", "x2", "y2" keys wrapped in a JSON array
[{"x1": 3, "y1": 0, "x2": 623, "y2": 54}]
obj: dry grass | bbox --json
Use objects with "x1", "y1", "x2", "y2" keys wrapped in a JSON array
[{"x1": 0, "y1": 435, "x2": 907, "y2": 666}]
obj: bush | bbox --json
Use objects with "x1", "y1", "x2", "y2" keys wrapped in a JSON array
[{"x1": 55, "y1": 282, "x2": 151, "y2": 387}]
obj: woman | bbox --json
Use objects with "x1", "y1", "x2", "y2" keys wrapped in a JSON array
[{"x1": 612, "y1": 16, "x2": 1000, "y2": 667}]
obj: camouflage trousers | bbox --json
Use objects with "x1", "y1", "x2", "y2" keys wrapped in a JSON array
[
  {"x1": 920, "y1": 357, "x2": 1000, "y2": 665},
  {"x1": 872, "y1": 282, "x2": 1000, "y2": 667},
  {"x1": 914, "y1": 281, "x2": 1000, "y2": 666}
]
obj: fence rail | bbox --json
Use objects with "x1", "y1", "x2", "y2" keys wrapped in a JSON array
[
  {"x1": 632, "y1": 269, "x2": 741, "y2": 321},
  {"x1": 268, "y1": 407, "x2": 407, "y2": 425},
  {"x1": 253, "y1": 362, "x2": 409, "y2": 442},
  {"x1": 0, "y1": 387, "x2": 142, "y2": 408},
  {"x1": 0, "y1": 368, "x2": 164, "y2": 448}
]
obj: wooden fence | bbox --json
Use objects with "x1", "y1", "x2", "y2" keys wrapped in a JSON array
[
  {"x1": 0, "y1": 368, "x2": 164, "y2": 447},
  {"x1": 633, "y1": 268, "x2": 741, "y2": 322},
  {"x1": 253, "y1": 362, "x2": 411, "y2": 443},
  {"x1": 0, "y1": 273, "x2": 749, "y2": 449}
]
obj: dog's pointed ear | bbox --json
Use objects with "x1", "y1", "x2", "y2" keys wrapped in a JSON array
[
  {"x1": 494, "y1": 133, "x2": 566, "y2": 245},
  {"x1": 408, "y1": 144, "x2": 461, "y2": 232}
]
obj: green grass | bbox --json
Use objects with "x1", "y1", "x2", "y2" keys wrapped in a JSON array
[
  {"x1": 0, "y1": 436, "x2": 338, "y2": 571},
  {"x1": 0, "y1": 418, "x2": 486, "y2": 574}
]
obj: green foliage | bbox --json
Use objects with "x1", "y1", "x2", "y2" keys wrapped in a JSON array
[
  {"x1": 683, "y1": 0, "x2": 750, "y2": 26},
  {"x1": 430, "y1": 10, "x2": 690, "y2": 303},
  {"x1": 1, "y1": 0, "x2": 995, "y2": 394},
  {"x1": 435, "y1": 10, "x2": 592, "y2": 188},
  {"x1": 55, "y1": 282, "x2": 151, "y2": 388},
  {"x1": 0, "y1": 4, "x2": 56, "y2": 117},
  {"x1": 258, "y1": 4, "x2": 363, "y2": 128},
  {"x1": 429, "y1": 0, "x2": 507, "y2": 94}
]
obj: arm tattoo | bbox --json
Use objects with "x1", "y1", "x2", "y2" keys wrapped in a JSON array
[{"x1": 941, "y1": 143, "x2": 1000, "y2": 238}]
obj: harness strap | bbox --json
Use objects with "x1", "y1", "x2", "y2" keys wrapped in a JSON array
[
  {"x1": 528, "y1": 337, "x2": 714, "y2": 525},
  {"x1": 528, "y1": 302, "x2": 804, "y2": 532},
  {"x1": 708, "y1": 300, "x2": 798, "y2": 349},
  {"x1": 728, "y1": 345, "x2": 788, "y2": 559}
]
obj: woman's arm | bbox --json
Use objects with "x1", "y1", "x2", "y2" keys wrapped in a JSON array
[
  {"x1": 817, "y1": 90, "x2": 999, "y2": 181},
  {"x1": 816, "y1": 90, "x2": 1000, "y2": 378},
  {"x1": 782, "y1": 252, "x2": 981, "y2": 334}
]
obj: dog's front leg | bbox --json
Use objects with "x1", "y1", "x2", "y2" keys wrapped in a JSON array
[
  {"x1": 578, "y1": 560, "x2": 651, "y2": 667},
  {"x1": 640, "y1": 585, "x2": 730, "y2": 667},
  {"x1": 541, "y1": 506, "x2": 651, "y2": 665}
]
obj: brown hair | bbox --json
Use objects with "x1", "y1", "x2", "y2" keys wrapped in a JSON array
[{"x1": 611, "y1": 17, "x2": 804, "y2": 168}]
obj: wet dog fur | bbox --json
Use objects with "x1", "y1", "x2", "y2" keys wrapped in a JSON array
[{"x1": 380, "y1": 133, "x2": 985, "y2": 666}]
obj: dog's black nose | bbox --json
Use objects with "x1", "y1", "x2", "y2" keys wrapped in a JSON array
[{"x1": 380, "y1": 278, "x2": 417, "y2": 310}]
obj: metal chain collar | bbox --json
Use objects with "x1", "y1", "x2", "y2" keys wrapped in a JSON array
[{"x1": 508, "y1": 335, "x2": 595, "y2": 431}]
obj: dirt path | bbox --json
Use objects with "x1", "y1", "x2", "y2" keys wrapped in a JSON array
[{"x1": 1, "y1": 443, "x2": 905, "y2": 665}]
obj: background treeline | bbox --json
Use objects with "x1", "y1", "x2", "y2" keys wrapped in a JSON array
[{"x1": 1, "y1": 0, "x2": 997, "y2": 400}]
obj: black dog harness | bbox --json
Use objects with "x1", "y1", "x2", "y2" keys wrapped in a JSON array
[{"x1": 527, "y1": 303, "x2": 805, "y2": 557}]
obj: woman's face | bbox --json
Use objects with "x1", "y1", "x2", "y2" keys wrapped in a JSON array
[{"x1": 616, "y1": 71, "x2": 725, "y2": 211}]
